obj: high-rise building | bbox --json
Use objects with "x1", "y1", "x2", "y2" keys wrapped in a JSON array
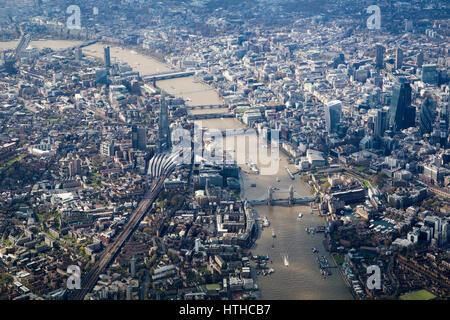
[
  {"x1": 395, "y1": 48, "x2": 403, "y2": 70},
  {"x1": 131, "y1": 125, "x2": 147, "y2": 151},
  {"x1": 324, "y1": 100, "x2": 342, "y2": 134},
  {"x1": 389, "y1": 77, "x2": 415, "y2": 131},
  {"x1": 375, "y1": 44, "x2": 384, "y2": 69},
  {"x1": 419, "y1": 97, "x2": 436, "y2": 135},
  {"x1": 374, "y1": 109, "x2": 387, "y2": 137},
  {"x1": 374, "y1": 74, "x2": 383, "y2": 89},
  {"x1": 104, "y1": 46, "x2": 111, "y2": 69},
  {"x1": 417, "y1": 52, "x2": 424, "y2": 68},
  {"x1": 158, "y1": 98, "x2": 171, "y2": 152},
  {"x1": 68, "y1": 158, "x2": 81, "y2": 177},
  {"x1": 438, "y1": 102, "x2": 449, "y2": 147},
  {"x1": 421, "y1": 64, "x2": 438, "y2": 85},
  {"x1": 131, "y1": 125, "x2": 138, "y2": 149},
  {"x1": 75, "y1": 47, "x2": 82, "y2": 62},
  {"x1": 100, "y1": 140, "x2": 115, "y2": 157},
  {"x1": 404, "y1": 19, "x2": 413, "y2": 32}
]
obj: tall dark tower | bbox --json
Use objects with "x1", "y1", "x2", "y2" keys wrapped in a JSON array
[
  {"x1": 389, "y1": 77, "x2": 414, "y2": 131},
  {"x1": 375, "y1": 44, "x2": 384, "y2": 69},
  {"x1": 132, "y1": 125, "x2": 147, "y2": 151},
  {"x1": 104, "y1": 46, "x2": 111, "y2": 69},
  {"x1": 158, "y1": 97, "x2": 171, "y2": 152},
  {"x1": 374, "y1": 109, "x2": 387, "y2": 137},
  {"x1": 324, "y1": 100, "x2": 342, "y2": 134},
  {"x1": 395, "y1": 48, "x2": 403, "y2": 70},
  {"x1": 417, "y1": 52, "x2": 424, "y2": 68}
]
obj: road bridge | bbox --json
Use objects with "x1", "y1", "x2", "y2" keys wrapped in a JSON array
[
  {"x1": 143, "y1": 71, "x2": 195, "y2": 82},
  {"x1": 247, "y1": 185, "x2": 316, "y2": 206},
  {"x1": 185, "y1": 104, "x2": 226, "y2": 110},
  {"x1": 187, "y1": 113, "x2": 234, "y2": 120}
]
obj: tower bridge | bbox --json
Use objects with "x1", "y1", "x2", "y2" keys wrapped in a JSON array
[{"x1": 247, "y1": 185, "x2": 316, "y2": 206}]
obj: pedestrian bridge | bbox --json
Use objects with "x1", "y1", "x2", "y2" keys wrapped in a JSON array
[{"x1": 246, "y1": 185, "x2": 316, "y2": 206}]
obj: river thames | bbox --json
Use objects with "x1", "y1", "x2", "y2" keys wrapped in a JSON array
[{"x1": 195, "y1": 118, "x2": 352, "y2": 299}]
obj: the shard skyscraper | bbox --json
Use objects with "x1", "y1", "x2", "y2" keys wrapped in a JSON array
[{"x1": 158, "y1": 97, "x2": 171, "y2": 152}]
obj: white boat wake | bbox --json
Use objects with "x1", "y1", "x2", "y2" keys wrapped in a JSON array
[{"x1": 282, "y1": 254, "x2": 289, "y2": 267}]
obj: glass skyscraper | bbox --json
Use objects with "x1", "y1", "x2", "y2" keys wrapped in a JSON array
[
  {"x1": 158, "y1": 98, "x2": 171, "y2": 152},
  {"x1": 132, "y1": 125, "x2": 147, "y2": 151},
  {"x1": 419, "y1": 97, "x2": 436, "y2": 135},
  {"x1": 374, "y1": 109, "x2": 387, "y2": 137},
  {"x1": 104, "y1": 46, "x2": 111, "y2": 69},
  {"x1": 422, "y1": 64, "x2": 438, "y2": 85},
  {"x1": 375, "y1": 44, "x2": 384, "y2": 69},
  {"x1": 389, "y1": 77, "x2": 415, "y2": 131},
  {"x1": 325, "y1": 100, "x2": 342, "y2": 134}
]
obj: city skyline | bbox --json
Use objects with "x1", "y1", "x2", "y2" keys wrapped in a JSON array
[{"x1": 0, "y1": 0, "x2": 449, "y2": 304}]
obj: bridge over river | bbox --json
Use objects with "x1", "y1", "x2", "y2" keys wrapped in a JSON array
[
  {"x1": 247, "y1": 185, "x2": 316, "y2": 206},
  {"x1": 143, "y1": 71, "x2": 195, "y2": 82}
]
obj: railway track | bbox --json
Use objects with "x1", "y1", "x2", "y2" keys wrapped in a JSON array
[{"x1": 71, "y1": 176, "x2": 165, "y2": 300}]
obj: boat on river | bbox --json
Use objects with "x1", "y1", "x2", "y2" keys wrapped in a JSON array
[{"x1": 283, "y1": 255, "x2": 289, "y2": 267}]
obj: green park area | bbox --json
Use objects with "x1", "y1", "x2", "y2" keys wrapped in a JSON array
[
  {"x1": 205, "y1": 283, "x2": 221, "y2": 291},
  {"x1": 400, "y1": 289, "x2": 436, "y2": 300}
]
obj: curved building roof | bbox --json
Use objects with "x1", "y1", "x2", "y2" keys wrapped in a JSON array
[{"x1": 147, "y1": 152, "x2": 180, "y2": 178}]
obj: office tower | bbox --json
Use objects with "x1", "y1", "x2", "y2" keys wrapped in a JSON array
[
  {"x1": 68, "y1": 162, "x2": 75, "y2": 177},
  {"x1": 138, "y1": 127, "x2": 147, "y2": 150},
  {"x1": 374, "y1": 109, "x2": 387, "y2": 137},
  {"x1": 158, "y1": 98, "x2": 171, "y2": 152},
  {"x1": 104, "y1": 46, "x2": 111, "y2": 69},
  {"x1": 405, "y1": 19, "x2": 413, "y2": 32},
  {"x1": 417, "y1": 52, "x2": 424, "y2": 68},
  {"x1": 375, "y1": 44, "x2": 384, "y2": 69},
  {"x1": 131, "y1": 125, "x2": 147, "y2": 150},
  {"x1": 75, "y1": 47, "x2": 82, "y2": 62},
  {"x1": 438, "y1": 104, "x2": 449, "y2": 147},
  {"x1": 421, "y1": 64, "x2": 438, "y2": 85},
  {"x1": 395, "y1": 48, "x2": 403, "y2": 70},
  {"x1": 131, "y1": 125, "x2": 138, "y2": 149},
  {"x1": 442, "y1": 221, "x2": 449, "y2": 245},
  {"x1": 74, "y1": 158, "x2": 81, "y2": 175},
  {"x1": 100, "y1": 140, "x2": 115, "y2": 157},
  {"x1": 68, "y1": 158, "x2": 81, "y2": 177},
  {"x1": 389, "y1": 77, "x2": 414, "y2": 131},
  {"x1": 95, "y1": 69, "x2": 108, "y2": 84},
  {"x1": 419, "y1": 97, "x2": 436, "y2": 135},
  {"x1": 324, "y1": 100, "x2": 342, "y2": 134},
  {"x1": 374, "y1": 74, "x2": 383, "y2": 89}
]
